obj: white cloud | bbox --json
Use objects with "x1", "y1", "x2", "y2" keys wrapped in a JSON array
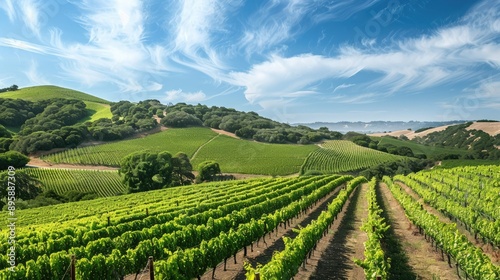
[
  {"x1": 229, "y1": 1, "x2": 500, "y2": 108},
  {"x1": 165, "y1": 89, "x2": 207, "y2": 102},
  {"x1": 169, "y1": 0, "x2": 241, "y2": 80},
  {"x1": 25, "y1": 60, "x2": 49, "y2": 85},
  {"x1": 333, "y1": 83, "x2": 355, "y2": 93},
  {"x1": 0, "y1": 0, "x2": 16, "y2": 22},
  {"x1": 19, "y1": 0, "x2": 41, "y2": 37}
]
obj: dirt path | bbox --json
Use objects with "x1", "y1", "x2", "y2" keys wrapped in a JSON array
[
  {"x1": 27, "y1": 157, "x2": 118, "y2": 170},
  {"x1": 199, "y1": 183, "x2": 347, "y2": 280},
  {"x1": 395, "y1": 181, "x2": 500, "y2": 265},
  {"x1": 210, "y1": 128, "x2": 240, "y2": 139},
  {"x1": 190, "y1": 134, "x2": 220, "y2": 161},
  {"x1": 300, "y1": 183, "x2": 368, "y2": 280},
  {"x1": 378, "y1": 183, "x2": 458, "y2": 280}
]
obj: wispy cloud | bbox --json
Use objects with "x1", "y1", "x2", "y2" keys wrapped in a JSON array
[
  {"x1": 25, "y1": 60, "x2": 49, "y2": 85},
  {"x1": 0, "y1": 0, "x2": 16, "y2": 22},
  {"x1": 164, "y1": 89, "x2": 206, "y2": 102},
  {"x1": 333, "y1": 83, "x2": 355, "y2": 93},
  {"x1": 20, "y1": 0, "x2": 41, "y2": 37},
  {"x1": 169, "y1": 0, "x2": 242, "y2": 80},
  {"x1": 229, "y1": 0, "x2": 500, "y2": 109}
]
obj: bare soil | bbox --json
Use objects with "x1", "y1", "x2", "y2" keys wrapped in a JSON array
[
  {"x1": 199, "y1": 183, "x2": 348, "y2": 280},
  {"x1": 369, "y1": 124, "x2": 460, "y2": 140},
  {"x1": 297, "y1": 183, "x2": 368, "y2": 280},
  {"x1": 211, "y1": 128, "x2": 240, "y2": 139},
  {"x1": 27, "y1": 157, "x2": 118, "y2": 170},
  {"x1": 378, "y1": 183, "x2": 458, "y2": 280}
]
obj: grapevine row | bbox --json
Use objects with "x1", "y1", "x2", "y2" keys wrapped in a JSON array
[
  {"x1": 354, "y1": 178, "x2": 390, "y2": 280},
  {"x1": 244, "y1": 176, "x2": 367, "y2": 280},
  {"x1": 383, "y1": 176, "x2": 500, "y2": 280}
]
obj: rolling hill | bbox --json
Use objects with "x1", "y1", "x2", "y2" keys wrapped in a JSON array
[{"x1": 0, "y1": 85, "x2": 112, "y2": 124}]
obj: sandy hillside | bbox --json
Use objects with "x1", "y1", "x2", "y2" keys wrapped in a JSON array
[
  {"x1": 466, "y1": 122, "x2": 500, "y2": 136},
  {"x1": 369, "y1": 124, "x2": 459, "y2": 140}
]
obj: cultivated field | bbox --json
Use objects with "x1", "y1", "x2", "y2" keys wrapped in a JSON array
[
  {"x1": 301, "y1": 140, "x2": 404, "y2": 174},
  {"x1": 2, "y1": 166, "x2": 498, "y2": 279}
]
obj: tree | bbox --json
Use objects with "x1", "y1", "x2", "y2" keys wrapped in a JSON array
[
  {"x1": 171, "y1": 152, "x2": 195, "y2": 186},
  {"x1": 0, "y1": 151, "x2": 30, "y2": 170},
  {"x1": 119, "y1": 151, "x2": 173, "y2": 193},
  {"x1": 0, "y1": 170, "x2": 42, "y2": 209},
  {"x1": 196, "y1": 161, "x2": 221, "y2": 183}
]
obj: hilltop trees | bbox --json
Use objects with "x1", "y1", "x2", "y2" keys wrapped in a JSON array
[{"x1": 0, "y1": 84, "x2": 18, "y2": 93}]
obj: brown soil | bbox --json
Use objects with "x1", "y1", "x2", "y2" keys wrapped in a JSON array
[
  {"x1": 369, "y1": 124, "x2": 460, "y2": 140},
  {"x1": 211, "y1": 128, "x2": 240, "y2": 139},
  {"x1": 27, "y1": 157, "x2": 118, "y2": 170},
  {"x1": 395, "y1": 181, "x2": 500, "y2": 266},
  {"x1": 378, "y1": 183, "x2": 459, "y2": 279},
  {"x1": 466, "y1": 122, "x2": 500, "y2": 136},
  {"x1": 297, "y1": 183, "x2": 368, "y2": 280},
  {"x1": 199, "y1": 183, "x2": 349, "y2": 280}
]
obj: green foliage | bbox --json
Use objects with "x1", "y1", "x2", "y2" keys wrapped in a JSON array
[
  {"x1": 161, "y1": 111, "x2": 203, "y2": 127},
  {"x1": 0, "y1": 169, "x2": 42, "y2": 208},
  {"x1": 0, "y1": 84, "x2": 18, "y2": 93},
  {"x1": 0, "y1": 124, "x2": 11, "y2": 138},
  {"x1": 301, "y1": 140, "x2": 404, "y2": 174},
  {"x1": 171, "y1": 152, "x2": 195, "y2": 186},
  {"x1": 196, "y1": 161, "x2": 221, "y2": 183},
  {"x1": 0, "y1": 151, "x2": 29, "y2": 170},
  {"x1": 119, "y1": 151, "x2": 173, "y2": 193}
]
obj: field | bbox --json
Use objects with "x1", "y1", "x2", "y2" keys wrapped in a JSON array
[
  {"x1": 191, "y1": 134, "x2": 318, "y2": 175},
  {"x1": 42, "y1": 127, "x2": 218, "y2": 166},
  {"x1": 21, "y1": 168, "x2": 125, "y2": 197},
  {"x1": 1, "y1": 166, "x2": 499, "y2": 279},
  {"x1": 301, "y1": 140, "x2": 405, "y2": 174}
]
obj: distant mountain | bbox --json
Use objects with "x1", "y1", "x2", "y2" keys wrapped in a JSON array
[{"x1": 297, "y1": 121, "x2": 466, "y2": 133}]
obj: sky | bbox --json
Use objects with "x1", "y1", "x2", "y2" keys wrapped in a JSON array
[{"x1": 0, "y1": 0, "x2": 499, "y2": 123}]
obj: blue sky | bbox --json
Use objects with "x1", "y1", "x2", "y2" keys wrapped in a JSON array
[{"x1": 0, "y1": 0, "x2": 499, "y2": 123}]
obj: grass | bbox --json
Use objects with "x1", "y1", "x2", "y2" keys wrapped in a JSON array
[
  {"x1": 301, "y1": 140, "x2": 405, "y2": 174},
  {"x1": 78, "y1": 102, "x2": 112, "y2": 123},
  {"x1": 191, "y1": 135, "x2": 318, "y2": 175},
  {"x1": 42, "y1": 127, "x2": 218, "y2": 166},
  {"x1": 0, "y1": 86, "x2": 113, "y2": 129},
  {"x1": 0, "y1": 85, "x2": 110, "y2": 104},
  {"x1": 22, "y1": 168, "x2": 125, "y2": 197},
  {"x1": 372, "y1": 136, "x2": 468, "y2": 157}
]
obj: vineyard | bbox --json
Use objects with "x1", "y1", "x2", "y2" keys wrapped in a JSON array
[
  {"x1": 301, "y1": 140, "x2": 404, "y2": 174},
  {"x1": 191, "y1": 135, "x2": 317, "y2": 175},
  {"x1": 2, "y1": 165, "x2": 499, "y2": 279},
  {"x1": 20, "y1": 168, "x2": 125, "y2": 197},
  {"x1": 42, "y1": 127, "x2": 218, "y2": 166}
]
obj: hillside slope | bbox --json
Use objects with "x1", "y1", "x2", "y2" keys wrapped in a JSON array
[{"x1": 0, "y1": 85, "x2": 112, "y2": 124}]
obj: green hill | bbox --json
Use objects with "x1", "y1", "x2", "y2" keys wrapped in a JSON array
[
  {"x1": 0, "y1": 85, "x2": 112, "y2": 124},
  {"x1": 0, "y1": 85, "x2": 110, "y2": 104}
]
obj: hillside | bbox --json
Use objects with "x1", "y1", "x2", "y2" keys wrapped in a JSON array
[
  {"x1": 0, "y1": 85, "x2": 110, "y2": 104},
  {"x1": 0, "y1": 85, "x2": 113, "y2": 127}
]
